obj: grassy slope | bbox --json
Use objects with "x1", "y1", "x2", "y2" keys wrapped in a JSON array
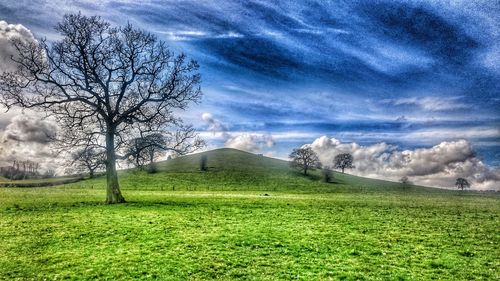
[
  {"x1": 68, "y1": 148, "x2": 443, "y2": 193},
  {"x1": 0, "y1": 148, "x2": 498, "y2": 280}
]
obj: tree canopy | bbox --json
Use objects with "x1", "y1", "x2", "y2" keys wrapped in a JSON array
[
  {"x1": 289, "y1": 147, "x2": 321, "y2": 175},
  {"x1": 333, "y1": 153, "x2": 354, "y2": 173},
  {"x1": 0, "y1": 14, "x2": 202, "y2": 203},
  {"x1": 455, "y1": 178, "x2": 470, "y2": 190}
]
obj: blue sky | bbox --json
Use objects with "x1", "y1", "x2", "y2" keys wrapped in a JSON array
[{"x1": 0, "y1": 0, "x2": 499, "y2": 188}]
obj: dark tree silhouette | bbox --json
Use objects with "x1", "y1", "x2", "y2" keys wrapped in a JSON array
[
  {"x1": 333, "y1": 153, "x2": 354, "y2": 173},
  {"x1": 455, "y1": 178, "x2": 470, "y2": 190},
  {"x1": 289, "y1": 147, "x2": 321, "y2": 175},
  {"x1": 70, "y1": 147, "x2": 106, "y2": 178},
  {"x1": 0, "y1": 14, "x2": 201, "y2": 203}
]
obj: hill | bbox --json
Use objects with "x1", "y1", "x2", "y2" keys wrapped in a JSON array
[{"x1": 69, "y1": 148, "x2": 444, "y2": 193}]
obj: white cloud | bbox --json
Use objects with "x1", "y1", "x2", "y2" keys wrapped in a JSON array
[
  {"x1": 201, "y1": 112, "x2": 275, "y2": 153},
  {"x1": 309, "y1": 136, "x2": 500, "y2": 190},
  {"x1": 201, "y1": 113, "x2": 228, "y2": 132},
  {"x1": 215, "y1": 32, "x2": 244, "y2": 39},
  {"x1": 0, "y1": 20, "x2": 35, "y2": 73},
  {"x1": 156, "y1": 29, "x2": 244, "y2": 41},
  {"x1": 225, "y1": 133, "x2": 274, "y2": 153},
  {"x1": 163, "y1": 30, "x2": 207, "y2": 41}
]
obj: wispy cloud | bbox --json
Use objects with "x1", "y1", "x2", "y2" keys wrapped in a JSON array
[{"x1": 384, "y1": 96, "x2": 471, "y2": 112}]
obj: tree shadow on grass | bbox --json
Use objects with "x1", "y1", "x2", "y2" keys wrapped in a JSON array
[{"x1": 292, "y1": 171, "x2": 322, "y2": 181}]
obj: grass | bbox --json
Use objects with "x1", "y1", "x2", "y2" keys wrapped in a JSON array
[{"x1": 0, "y1": 148, "x2": 498, "y2": 280}]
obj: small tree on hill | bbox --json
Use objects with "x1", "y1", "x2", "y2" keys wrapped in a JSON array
[
  {"x1": 289, "y1": 147, "x2": 321, "y2": 176},
  {"x1": 455, "y1": 178, "x2": 470, "y2": 190},
  {"x1": 333, "y1": 153, "x2": 354, "y2": 173}
]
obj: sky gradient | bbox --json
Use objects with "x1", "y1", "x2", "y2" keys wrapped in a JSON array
[{"x1": 0, "y1": 0, "x2": 499, "y2": 189}]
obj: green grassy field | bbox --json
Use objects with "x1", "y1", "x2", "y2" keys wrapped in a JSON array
[{"x1": 1, "y1": 148, "x2": 498, "y2": 280}]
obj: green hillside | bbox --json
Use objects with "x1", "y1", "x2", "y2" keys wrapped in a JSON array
[
  {"x1": 0, "y1": 148, "x2": 498, "y2": 280},
  {"x1": 69, "y1": 148, "x2": 441, "y2": 193}
]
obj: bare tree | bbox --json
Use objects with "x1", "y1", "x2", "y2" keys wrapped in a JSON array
[
  {"x1": 126, "y1": 128, "x2": 203, "y2": 173},
  {"x1": 0, "y1": 14, "x2": 201, "y2": 203},
  {"x1": 70, "y1": 147, "x2": 106, "y2": 178},
  {"x1": 125, "y1": 134, "x2": 164, "y2": 170},
  {"x1": 333, "y1": 153, "x2": 354, "y2": 173},
  {"x1": 455, "y1": 178, "x2": 470, "y2": 190},
  {"x1": 289, "y1": 147, "x2": 321, "y2": 175}
]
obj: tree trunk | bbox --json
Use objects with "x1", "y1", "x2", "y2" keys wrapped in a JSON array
[
  {"x1": 342, "y1": 167, "x2": 345, "y2": 173},
  {"x1": 105, "y1": 128, "x2": 126, "y2": 204}
]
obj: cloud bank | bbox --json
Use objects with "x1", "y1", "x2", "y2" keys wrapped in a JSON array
[
  {"x1": 308, "y1": 136, "x2": 499, "y2": 190},
  {"x1": 0, "y1": 115, "x2": 61, "y2": 172}
]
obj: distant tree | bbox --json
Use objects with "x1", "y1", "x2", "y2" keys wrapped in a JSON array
[
  {"x1": 0, "y1": 14, "x2": 202, "y2": 203},
  {"x1": 42, "y1": 169, "x2": 56, "y2": 179},
  {"x1": 200, "y1": 155, "x2": 208, "y2": 171},
  {"x1": 70, "y1": 147, "x2": 106, "y2": 178},
  {"x1": 455, "y1": 178, "x2": 470, "y2": 190},
  {"x1": 322, "y1": 166, "x2": 333, "y2": 183},
  {"x1": 333, "y1": 153, "x2": 354, "y2": 173},
  {"x1": 289, "y1": 147, "x2": 321, "y2": 175},
  {"x1": 126, "y1": 134, "x2": 167, "y2": 172},
  {"x1": 0, "y1": 160, "x2": 41, "y2": 180}
]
